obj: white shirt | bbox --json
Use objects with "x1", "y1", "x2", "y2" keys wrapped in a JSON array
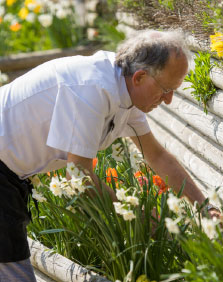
[{"x1": 0, "y1": 51, "x2": 150, "y2": 179}]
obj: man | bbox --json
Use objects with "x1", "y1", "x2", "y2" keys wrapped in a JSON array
[{"x1": 0, "y1": 29, "x2": 219, "y2": 281}]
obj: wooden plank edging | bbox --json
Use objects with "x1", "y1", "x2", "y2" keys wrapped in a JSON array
[
  {"x1": 28, "y1": 238, "x2": 111, "y2": 282},
  {"x1": 0, "y1": 45, "x2": 100, "y2": 72}
]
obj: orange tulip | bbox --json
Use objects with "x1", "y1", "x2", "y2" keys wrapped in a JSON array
[
  {"x1": 134, "y1": 171, "x2": 145, "y2": 178},
  {"x1": 10, "y1": 22, "x2": 21, "y2": 32},
  {"x1": 153, "y1": 175, "x2": 169, "y2": 194},
  {"x1": 0, "y1": 17, "x2": 2, "y2": 24},
  {"x1": 106, "y1": 168, "x2": 118, "y2": 183},
  {"x1": 92, "y1": 158, "x2": 98, "y2": 170}
]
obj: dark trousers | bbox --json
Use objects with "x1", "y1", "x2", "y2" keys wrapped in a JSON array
[{"x1": 0, "y1": 161, "x2": 32, "y2": 262}]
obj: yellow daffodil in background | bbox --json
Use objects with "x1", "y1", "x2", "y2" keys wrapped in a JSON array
[
  {"x1": 210, "y1": 32, "x2": 223, "y2": 57},
  {"x1": 18, "y1": 7, "x2": 29, "y2": 20},
  {"x1": 6, "y1": 0, "x2": 16, "y2": 6},
  {"x1": 25, "y1": 0, "x2": 41, "y2": 14}
]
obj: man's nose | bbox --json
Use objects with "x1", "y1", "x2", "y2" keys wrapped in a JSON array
[{"x1": 163, "y1": 91, "x2": 174, "y2": 104}]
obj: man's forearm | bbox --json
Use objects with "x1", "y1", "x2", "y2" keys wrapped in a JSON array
[{"x1": 148, "y1": 149, "x2": 205, "y2": 205}]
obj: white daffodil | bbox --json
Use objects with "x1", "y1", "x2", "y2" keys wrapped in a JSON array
[
  {"x1": 111, "y1": 143, "x2": 124, "y2": 162},
  {"x1": 31, "y1": 175, "x2": 42, "y2": 188},
  {"x1": 67, "y1": 162, "x2": 85, "y2": 179},
  {"x1": 38, "y1": 14, "x2": 53, "y2": 27},
  {"x1": 113, "y1": 202, "x2": 126, "y2": 215},
  {"x1": 70, "y1": 176, "x2": 85, "y2": 194},
  {"x1": 32, "y1": 189, "x2": 47, "y2": 202},
  {"x1": 201, "y1": 217, "x2": 217, "y2": 239},
  {"x1": 116, "y1": 188, "x2": 127, "y2": 201},
  {"x1": 49, "y1": 176, "x2": 63, "y2": 197},
  {"x1": 66, "y1": 205, "x2": 76, "y2": 213},
  {"x1": 122, "y1": 210, "x2": 136, "y2": 221},
  {"x1": 167, "y1": 193, "x2": 182, "y2": 215},
  {"x1": 126, "y1": 196, "x2": 139, "y2": 206},
  {"x1": 129, "y1": 149, "x2": 142, "y2": 170},
  {"x1": 209, "y1": 190, "x2": 221, "y2": 206},
  {"x1": 165, "y1": 217, "x2": 180, "y2": 234}
]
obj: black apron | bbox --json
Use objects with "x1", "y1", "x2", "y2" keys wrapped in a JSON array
[{"x1": 0, "y1": 160, "x2": 33, "y2": 262}]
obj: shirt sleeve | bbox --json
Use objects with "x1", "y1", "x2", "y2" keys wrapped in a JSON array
[
  {"x1": 121, "y1": 107, "x2": 150, "y2": 137},
  {"x1": 46, "y1": 83, "x2": 109, "y2": 158}
]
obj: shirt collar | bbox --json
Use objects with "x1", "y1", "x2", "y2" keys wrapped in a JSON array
[{"x1": 115, "y1": 66, "x2": 133, "y2": 109}]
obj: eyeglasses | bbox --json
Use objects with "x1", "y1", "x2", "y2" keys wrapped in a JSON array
[{"x1": 152, "y1": 76, "x2": 175, "y2": 94}]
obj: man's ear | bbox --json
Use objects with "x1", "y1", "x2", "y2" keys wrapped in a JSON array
[{"x1": 132, "y1": 70, "x2": 147, "y2": 86}]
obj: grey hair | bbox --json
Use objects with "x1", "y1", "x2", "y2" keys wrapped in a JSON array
[{"x1": 115, "y1": 29, "x2": 190, "y2": 76}]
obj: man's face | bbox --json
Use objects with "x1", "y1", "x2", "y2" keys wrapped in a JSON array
[{"x1": 127, "y1": 53, "x2": 188, "y2": 113}]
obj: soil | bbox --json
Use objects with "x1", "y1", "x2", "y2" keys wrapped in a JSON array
[{"x1": 118, "y1": 0, "x2": 219, "y2": 43}]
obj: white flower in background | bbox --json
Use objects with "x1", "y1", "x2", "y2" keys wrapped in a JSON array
[
  {"x1": 0, "y1": 71, "x2": 9, "y2": 86},
  {"x1": 87, "y1": 28, "x2": 97, "y2": 40},
  {"x1": 32, "y1": 189, "x2": 46, "y2": 202},
  {"x1": 122, "y1": 210, "x2": 136, "y2": 221},
  {"x1": 26, "y1": 12, "x2": 35, "y2": 23},
  {"x1": 0, "y1": 0, "x2": 5, "y2": 4},
  {"x1": 165, "y1": 217, "x2": 180, "y2": 234},
  {"x1": 66, "y1": 205, "x2": 76, "y2": 213},
  {"x1": 113, "y1": 202, "x2": 126, "y2": 215},
  {"x1": 116, "y1": 188, "x2": 127, "y2": 201},
  {"x1": 167, "y1": 193, "x2": 182, "y2": 215},
  {"x1": 111, "y1": 143, "x2": 124, "y2": 162},
  {"x1": 209, "y1": 190, "x2": 221, "y2": 206},
  {"x1": 55, "y1": 8, "x2": 68, "y2": 19},
  {"x1": 4, "y1": 13, "x2": 15, "y2": 23},
  {"x1": 38, "y1": 14, "x2": 53, "y2": 27},
  {"x1": 201, "y1": 217, "x2": 217, "y2": 239},
  {"x1": 49, "y1": 176, "x2": 63, "y2": 197},
  {"x1": 0, "y1": 6, "x2": 5, "y2": 17},
  {"x1": 87, "y1": 12, "x2": 97, "y2": 26},
  {"x1": 31, "y1": 175, "x2": 42, "y2": 187},
  {"x1": 126, "y1": 196, "x2": 139, "y2": 206},
  {"x1": 67, "y1": 162, "x2": 85, "y2": 179}
]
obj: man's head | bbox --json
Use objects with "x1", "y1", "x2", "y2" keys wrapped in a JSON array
[{"x1": 115, "y1": 29, "x2": 189, "y2": 112}]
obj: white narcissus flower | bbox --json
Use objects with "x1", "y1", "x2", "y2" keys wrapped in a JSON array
[
  {"x1": 66, "y1": 205, "x2": 76, "y2": 213},
  {"x1": 201, "y1": 217, "x2": 217, "y2": 239},
  {"x1": 31, "y1": 175, "x2": 42, "y2": 188},
  {"x1": 70, "y1": 176, "x2": 85, "y2": 194},
  {"x1": 32, "y1": 189, "x2": 47, "y2": 202},
  {"x1": 67, "y1": 162, "x2": 85, "y2": 179},
  {"x1": 38, "y1": 14, "x2": 53, "y2": 27},
  {"x1": 167, "y1": 193, "x2": 182, "y2": 215},
  {"x1": 116, "y1": 188, "x2": 127, "y2": 201},
  {"x1": 126, "y1": 196, "x2": 139, "y2": 206},
  {"x1": 113, "y1": 202, "x2": 126, "y2": 215},
  {"x1": 49, "y1": 176, "x2": 63, "y2": 197},
  {"x1": 209, "y1": 190, "x2": 221, "y2": 206},
  {"x1": 165, "y1": 217, "x2": 180, "y2": 234},
  {"x1": 122, "y1": 210, "x2": 136, "y2": 221}
]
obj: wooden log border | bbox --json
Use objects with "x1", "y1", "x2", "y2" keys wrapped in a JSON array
[
  {"x1": 0, "y1": 44, "x2": 100, "y2": 82},
  {"x1": 28, "y1": 238, "x2": 111, "y2": 282}
]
